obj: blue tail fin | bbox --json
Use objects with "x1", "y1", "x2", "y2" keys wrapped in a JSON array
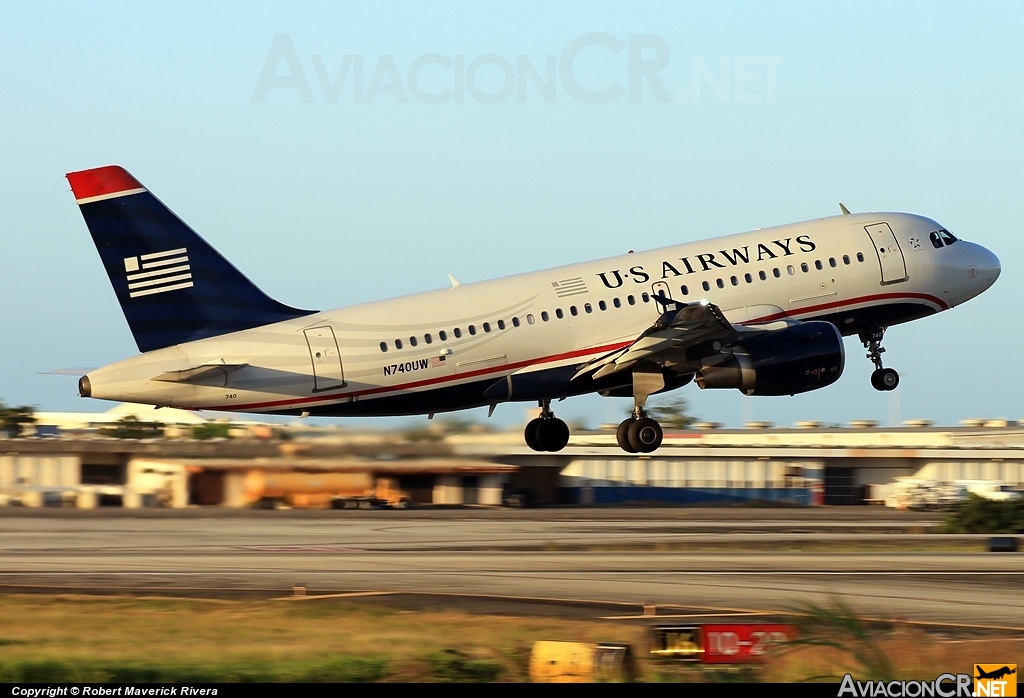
[{"x1": 67, "y1": 166, "x2": 316, "y2": 353}]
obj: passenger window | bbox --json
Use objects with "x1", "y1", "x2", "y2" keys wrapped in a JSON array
[
  {"x1": 843, "y1": 255, "x2": 851, "y2": 265},
  {"x1": 380, "y1": 342, "x2": 388, "y2": 353},
  {"x1": 744, "y1": 273, "x2": 752, "y2": 283},
  {"x1": 569, "y1": 306, "x2": 578, "y2": 316},
  {"x1": 613, "y1": 297, "x2": 621, "y2": 308},
  {"x1": 829, "y1": 258, "x2": 837, "y2": 268},
  {"x1": 528, "y1": 313, "x2": 537, "y2": 324},
  {"x1": 716, "y1": 278, "x2": 724, "y2": 288},
  {"x1": 800, "y1": 262, "x2": 808, "y2": 273},
  {"x1": 482, "y1": 322, "x2": 491, "y2": 333},
  {"x1": 680, "y1": 285, "x2": 689, "y2": 296},
  {"x1": 814, "y1": 260, "x2": 823, "y2": 270},
  {"x1": 556, "y1": 308, "x2": 564, "y2": 319},
  {"x1": 409, "y1": 336, "x2": 417, "y2": 347},
  {"x1": 396, "y1": 339, "x2": 404, "y2": 349},
  {"x1": 857, "y1": 252, "x2": 865, "y2": 262},
  {"x1": 425, "y1": 333, "x2": 433, "y2": 344},
  {"x1": 468, "y1": 325, "x2": 477, "y2": 335},
  {"x1": 584, "y1": 303, "x2": 592, "y2": 314},
  {"x1": 439, "y1": 330, "x2": 448, "y2": 341},
  {"x1": 627, "y1": 295, "x2": 636, "y2": 305},
  {"x1": 773, "y1": 268, "x2": 781, "y2": 278},
  {"x1": 702, "y1": 280, "x2": 710, "y2": 291},
  {"x1": 598, "y1": 300, "x2": 607, "y2": 311},
  {"x1": 758, "y1": 270, "x2": 766, "y2": 281},
  {"x1": 641, "y1": 292, "x2": 650, "y2": 303},
  {"x1": 730, "y1": 276, "x2": 738, "y2": 286},
  {"x1": 497, "y1": 319, "x2": 506, "y2": 330},
  {"x1": 512, "y1": 317, "x2": 520, "y2": 327},
  {"x1": 453, "y1": 328, "x2": 462, "y2": 339}
]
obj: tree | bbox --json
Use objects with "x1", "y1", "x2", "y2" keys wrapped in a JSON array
[
  {"x1": 0, "y1": 401, "x2": 36, "y2": 438},
  {"x1": 108, "y1": 415, "x2": 162, "y2": 439},
  {"x1": 645, "y1": 395, "x2": 697, "y2": 430},
  {"x1": 941, "y1": 494, "x2": 1024, "y2": 534},
  {"x1": 192, "y1": 422, "x2": 234, "y2": 440}
]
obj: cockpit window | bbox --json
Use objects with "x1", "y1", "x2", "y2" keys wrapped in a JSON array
[{"x1": 929, "y1": 229, "x2": 959, "y2": 248}]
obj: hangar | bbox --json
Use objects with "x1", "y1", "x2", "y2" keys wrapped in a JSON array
[{"x1": 1, "y1": 418, "x2": 1023, "y2": 508}]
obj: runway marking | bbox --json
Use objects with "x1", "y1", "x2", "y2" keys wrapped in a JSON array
[
  {"x1": 4, "y1": 570, "x2": 1021, "y2": 576},
  {"x1": 600, "y1": 612, "x2": 774, "y2": 620},
  {"x1": 236, "y1": 546, "x2": 367, "y2": 553},
  {"x1": 275, "y1": 591, "x2": 400, "y2": 601}
]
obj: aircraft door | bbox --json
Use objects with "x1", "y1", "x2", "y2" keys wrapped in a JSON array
[
  {"x1": 651, "y1": 281, "x2": 672, "y2": 307},
  {"x1": 303, "y1": 326, "x2": 346, "y2": 392},
  {"x1": 864, "y1": 223, "x2": 908, "y2": 284}
]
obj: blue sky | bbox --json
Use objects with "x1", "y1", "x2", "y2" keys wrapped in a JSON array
[{"x1": 1, "y1": 2, "x2": 1021, "y2": 430}]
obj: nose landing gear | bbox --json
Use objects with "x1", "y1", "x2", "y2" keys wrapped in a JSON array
[{"x1": 860, "y1": 328, "x2": 899, "y2": 391}]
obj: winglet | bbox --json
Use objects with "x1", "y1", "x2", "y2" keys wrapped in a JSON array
[
  {"x1": 839, "y1": 202, "x2": 851, "y2": 215},
  {"x1": 448, "y1": 274, "x2": 461, "y2": 287}
]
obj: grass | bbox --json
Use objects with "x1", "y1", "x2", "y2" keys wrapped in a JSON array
[
  {"x1": 0, "y1": 594, "x2": 1020, "y2": 682},
  {"x1": 0, "y1": 595, "x2": 637, "y2": 682}
]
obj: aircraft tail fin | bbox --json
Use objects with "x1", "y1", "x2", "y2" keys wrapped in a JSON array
[{"x1": 67, "y1": 166, "x2": 316, "y2": 353}]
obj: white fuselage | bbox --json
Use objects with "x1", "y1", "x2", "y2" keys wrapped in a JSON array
[{"x1": 82, "y1": 212, "x2": 1000, "y2": 416}]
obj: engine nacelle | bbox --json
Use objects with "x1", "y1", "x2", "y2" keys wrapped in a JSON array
[{"x1": 695, "y1": 321, "x2": 844, "y2": 396}]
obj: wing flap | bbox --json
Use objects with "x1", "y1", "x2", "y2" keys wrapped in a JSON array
[{"x1": 575, "y1": 301, "x2": 739, "y2": 381}]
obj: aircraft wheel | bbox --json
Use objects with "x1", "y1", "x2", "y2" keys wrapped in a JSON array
[
  {"x1": 537, "y1": 418, "x2": 570, "y2": 452},
  {"x1": 628, "y1": 417, "x2": 663, "y2": 453},
  {"x1": 524, "y1": 418, "x2": 544, "y2": 451},
  {"x1": 616, "y1": 418, "x2": 638, "y2": 453},
  {"x1": 871, "y1": 368, "x2": 899, "y2": 392}
]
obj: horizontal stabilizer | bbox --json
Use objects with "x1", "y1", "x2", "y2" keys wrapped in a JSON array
[
  {"x1": 39, "y1": 367, "x2": 97, "y2": 376},
  {"x1": 153, "y1": 364, "x2": 249, "y2": 385}
]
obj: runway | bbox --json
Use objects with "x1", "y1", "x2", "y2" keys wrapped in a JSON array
[{"x1": 1, "y1": 509, "x2": 1021, "y2": 631}]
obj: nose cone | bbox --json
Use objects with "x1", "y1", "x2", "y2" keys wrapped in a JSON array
[
  {"x1": 941, "y1": 240, "x2": 1000, "y2": 308},
  {"x1": 977, "y1": 245, "x2": 1001, "y2": 290}
]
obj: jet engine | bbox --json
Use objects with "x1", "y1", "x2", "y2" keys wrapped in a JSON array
[{"x1": 695, "y1": 321, "x2": 844, "y2": 396}]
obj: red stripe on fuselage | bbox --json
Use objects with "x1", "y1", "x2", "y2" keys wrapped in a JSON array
[
  {"x1": 227, "y1": 340, "x2": 632, "y2": 412},
  {"x1": 749, "y1": 292, "x2": 948, "y2": 323},
  {"x1": 67, "y1": 166, "x2": 144, "y2": 202},
  {"x1": 219, "y1": 292, "x2": 945, "y2": 413}
]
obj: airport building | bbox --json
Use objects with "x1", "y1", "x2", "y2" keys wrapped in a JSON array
[{"x1": 2, "y1": 408, "x2": 1023, "y2": 508}]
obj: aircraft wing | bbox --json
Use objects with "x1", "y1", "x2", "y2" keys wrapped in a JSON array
[
  {"x1": 153, "y1": 364, "x2": 249, "y2": 385},
  {"x1": 573, "y1": 301, "x2": 741, "y2": 381}
]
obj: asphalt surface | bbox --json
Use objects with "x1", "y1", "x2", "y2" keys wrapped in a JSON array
[{"x1": 1, "y1": 507, "x2": 1021, "y2": 632}]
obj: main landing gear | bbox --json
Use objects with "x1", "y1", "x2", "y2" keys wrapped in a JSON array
[
  {"x1": 524, "y1": 400, "x2": 570, "y2": 452},
  {"x1": 860, "y1": 327, "x2": 899, "y2": 392},
  {"x1": 616, "y1": 410, "x2": 664, "y2": 454},
  {"x1": 615, "y1": 369, "x2": 666, "y2": 454}
]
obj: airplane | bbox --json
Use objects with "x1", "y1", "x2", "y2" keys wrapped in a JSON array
[
  {"x1": 976, "y1": 666, "x2": 1016, "y2": 680},
  {"x1": 67, "y1": 165, "x2": 1000, "y2": 454}
]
